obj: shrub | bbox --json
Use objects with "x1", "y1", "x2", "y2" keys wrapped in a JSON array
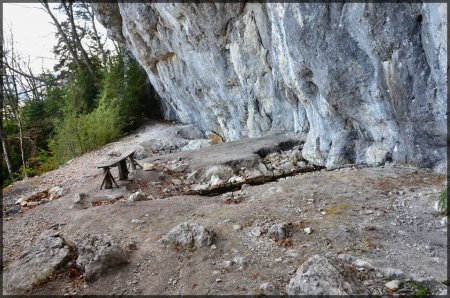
[{"x1": 438, "y1": 188, "x2": 448, "y2": 216}]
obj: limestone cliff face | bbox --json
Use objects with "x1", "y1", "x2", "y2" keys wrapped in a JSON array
[{"x1": 92, "y1": 3, "x2": 447, "y2": 170}]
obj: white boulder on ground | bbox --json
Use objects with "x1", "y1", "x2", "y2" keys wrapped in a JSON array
[
  {"x1": 127, "y1": 190, "x2": 147, "y2": 202},
  {"x1": 268, "y1": 222, "x2": 291, "y2": 240},
  {"x1": 202, "y1": 165, "x2": 234, "y2": 183},
  {"x1": 76, "y1": 233, "x2": 129, "y2": 281},
  {"x1": 286, "y1": 255, "x2": 356, "y2": 295},
  {"x1": 160, "y1": 222, "x2": 214, "y2": 249},
  {"x1": 48, "y1": 186, "x2": 65, "y2": 200}
]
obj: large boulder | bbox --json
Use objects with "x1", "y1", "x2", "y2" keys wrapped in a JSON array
[
  {"x1": 287, "y1": 255, "x2": 361, "y2": 295},
  {"x1": 75, "y1": 234, "x2": 129, "y2": 281},
  {"x1": 160, "y1": 222, "x2": 214, "y2": 249},
  {"x1": 6, "y1": 231, "x2": 72, "y2": 293}
]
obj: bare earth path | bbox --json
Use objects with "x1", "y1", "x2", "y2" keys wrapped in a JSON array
[{"x1": 2, "y1": 123, "x2": 447, "y2": 295}]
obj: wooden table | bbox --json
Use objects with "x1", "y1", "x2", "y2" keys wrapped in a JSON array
[{"x1": 97, "y1": 149, "x2": 143, "y2": 189}]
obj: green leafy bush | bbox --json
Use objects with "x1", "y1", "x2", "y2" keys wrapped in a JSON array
[
  {"x1": 438, "y1": 188, "x2": 448, "y2": 216},
  {"x1": 49, "y1": 104, "x2": 123, "y2": 164}
]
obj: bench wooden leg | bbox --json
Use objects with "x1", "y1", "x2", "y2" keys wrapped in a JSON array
[
  {"x1": 101, "y1": 168, "x2": 119, "y2": 189},
  {"x1": 118, "y1": 160, "x2": 129, "y2": 180},
  {"x1": 128, "y1": 156, "x2": 142, "y2": 170}
]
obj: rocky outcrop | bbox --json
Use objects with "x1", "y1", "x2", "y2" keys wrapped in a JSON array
[
  {"x1": 76, "y1": 234, "x2": 129, "y2": 281},
  {"x1": 6, "y1": 231, "x2": 72, "y2": 292},
  {"x1": 92, "y1": 3, "x2": 447, "y2": 169},
  {"x1": 286, "y1": 254, "x2": 365, "y2": 295},
  {"x1": 160, "y1": 222, "x2": 214, "y2": 249}
]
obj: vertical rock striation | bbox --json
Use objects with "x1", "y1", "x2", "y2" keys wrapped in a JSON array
[{"x1": 92, "y1": 3, "x2": 447, "y2": 169}]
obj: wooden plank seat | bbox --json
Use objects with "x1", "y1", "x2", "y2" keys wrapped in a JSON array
[{"x1": 97, "y1": 149, "x2": 143, "y2": 190}]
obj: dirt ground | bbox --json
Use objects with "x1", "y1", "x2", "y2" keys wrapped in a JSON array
[{"x1": 2, "y1": 123, "x2": 448, "y2": 295}]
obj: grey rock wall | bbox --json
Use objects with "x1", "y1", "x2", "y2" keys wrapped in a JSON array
[{"x1": 92, "y1": 3, "x2": 447, "y2": 169}]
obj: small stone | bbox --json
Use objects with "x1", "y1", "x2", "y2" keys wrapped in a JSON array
[
  {"x1": 172, "y1": 179, "x2": 182, "y2": 185},
  {"x1": 297, "y1": 161, "x2": 306, "y2": 167},
  {"x1": 233, "y1": 224, "x2": 243, "y2": 231},
  {"x1": 143, "y1": 163, "x2": 155, "y2": 171},
  {"x1": 380, "y1": 268, "x2": 405, "y2": 279},
  {"x1": 216, "y1": 278, "x2": 222, "y2": 283},
  {"x1": 281, "y1": 162, "x2": 296, "y2": 172},
  {"x1": 223, "y1": 260, "x2": 234, "y2": 268},
  {"x1": 191, "y1": 184, "x2": 209, "y2": 191},
  {"x1": 320, "y1": 211, "x2": 327, "y2": 215},
  {"x1": 127, "y1": 190, "x2": 147, "y2": 202},
  {"x1": 268, "y1": 222, "x2": 291, "y2": 240},
  {"x1": 211, "y1": 244, "x2": 217, "y2": 250},
  {"x1": 260, "y1": 282, "x2": 273, "y2": 291},
  {"x1": 73, "y1": 193, "x2": 86, "y2": 204},
  {"x1": 233, "y1": 256, "x2": 247, "y2": 266},
  {"x1": 131, "y1": 219, "x2": 145, "y2": 224},
  {"x1": 228, "y1": 175, "x2": 245, "y2": 183},
  {"x1": 210, "y1": 175, "x2": 224, "y2": 186},
  {"x1": 49, "y1": 186, "x2": 65, "y2": 200},
  {"x1": 303, "y1": 227, "x2": 312, "y2": 234},
  {"x1": 26, "y1": 202, "x2": 38, "y2": 207},
  {"x1": 15, "y1": 197, "x2": 26, "y2": 205},
  {"x1": 275, "y1": 257, "x2": 283, "y2": 263},
  {"x1": 241, "y1": 184, "x2": 250, "y2": 190},
  {"x1": 385, "y1": 280, "x2": 401, "y2": 291},
  {"x1": 170, "y1": 164, "x2": 186, "y2": 173}
]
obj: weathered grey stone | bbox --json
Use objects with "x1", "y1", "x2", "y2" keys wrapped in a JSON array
[
  {"x1": 177, "y1": 125, "x2": 205, "y2": 140},
  {"x1": 281, "y1": 162, "x2": 296, "y2": 173},
  {"x1": 286, "y1": 255, "x2": 355, "y2": 295},
  {"x1": 76, "y1": 233, "x2": 129, "y2": 282},
  {"x1": 385, "y1": 280, "x2": 401, "y2": 290},
  {"x1": 73, "y1": 193, "x2": 86, "y2": 204},
  {"x1": 127, "y1": 190, "x2": 147, "y2": 202},
  {"x1": 6, "y1": 231, "x2": 72, "y2": 292},
  {"x1": 160, "y1": 222, "x2": 214, "y2": 248},
  {"x1": 93, "y1": 3, "x2": 447, "y2": 170},
  {"x1": 181, "y1": 139, "x2": 212, "y2": 151},
  {"x1": 134, "y1": 147, "x2": 148, "y2": 160},
  {"x1": 202, "y1": 165, "x2": 235, "y2": 183},
  {"x1": 48, "y1": 186, "x2": 65, "y2": 200},
  {"x1": 268, "y1": 222, "x2": 291, "y2": 240}
]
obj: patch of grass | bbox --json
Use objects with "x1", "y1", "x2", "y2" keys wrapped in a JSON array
[
  {"x1": 356, "y1": 271, "x2": 368, "y2": 281},
  {"x1": 33, "y1": 271, "x2": 52, "y2": 288},
  {"x1": 410, "y1": 282, "x2": 431, "y2": 297},
  {"x1": 324, "y1": 203, "x2": 352, "y2": 215}
]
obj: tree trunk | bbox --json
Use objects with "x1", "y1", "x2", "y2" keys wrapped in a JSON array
[
  {"x1": 85, "y1": 3, "x2": 108, "y2": 66},
  {"x1": 62, "y1": 1, "x2": 97, "y2": 80},
  {"x1": 0, "y1": 128, "x2": 14, "y2": 176},
  {"x1": 41, "y1": 1, "x2": 84, "y2": 72}
]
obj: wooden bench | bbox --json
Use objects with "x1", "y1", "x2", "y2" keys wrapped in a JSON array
[{"x1": 97, "y1": 149, "x2": 143, "y2": 190}]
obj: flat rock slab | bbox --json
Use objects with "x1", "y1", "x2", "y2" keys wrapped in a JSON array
[
  {"x1": 6, "y1": 231, "x2": 72, "y2": 293},
  {"x1": 143, "y1": 133, "x2": 305, "y2": 173}
]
